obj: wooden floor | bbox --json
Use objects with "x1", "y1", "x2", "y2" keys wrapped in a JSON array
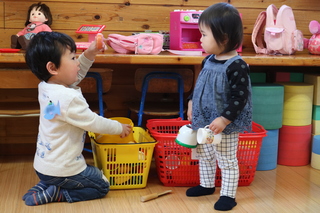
[{"x1": 1, "y1": 154, "x2": 320, "y2": 213}]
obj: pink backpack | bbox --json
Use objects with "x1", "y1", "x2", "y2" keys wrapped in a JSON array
[
  {"x1": 252, "y1": 4, "x2": 304, "y2": 55},
  {"x1": 106, "y1": 33, "x2": 163, "y2": 55}
]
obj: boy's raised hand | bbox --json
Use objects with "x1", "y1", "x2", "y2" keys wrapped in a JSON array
[
  {"x1": 95, "y1": 33, "x2": 106, "y2": 50},
  {"x1": 83, "y1": 33, "x2": 107, "y2": 60}
]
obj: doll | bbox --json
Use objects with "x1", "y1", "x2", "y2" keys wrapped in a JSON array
[
  {"x1": 11, "y1": 2, "x2": 52, "y2": 50},
  {"x1": 303, "y1": 20, "x2": 320, "y2": 55}
]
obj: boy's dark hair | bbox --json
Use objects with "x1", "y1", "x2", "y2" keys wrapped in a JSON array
[
  {"x1": 199, "y1": 3, "x2": 243, "y2": 53},
  {"x1": 25, "y1": 31, "x2": 77, "y2": 82},
  {"x1": 25, "y1": 2, "x2": 53, "y2": 26}
]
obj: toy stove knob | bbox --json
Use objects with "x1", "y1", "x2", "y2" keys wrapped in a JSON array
[{"x1": 183, "y1": 15, "x2": 190, "y2": 22}]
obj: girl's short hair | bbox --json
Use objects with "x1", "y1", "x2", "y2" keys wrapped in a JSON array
[
  {"x1": 25, "y1": 31, "x2": 77, "y2": 82},
  {"x1": 199, "y1": 3, "x2": 243, "y2": 53},
  {"x1": 25, "y1": 2, "x2": 53, "y2": 26}
]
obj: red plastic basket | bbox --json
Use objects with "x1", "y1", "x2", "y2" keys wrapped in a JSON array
[
  {"x1": 146, "y1": 118, "x2": 267, "y2": 187},
  {"x1": 146, "y1": 117, "x2": 190, "y2": 135}
]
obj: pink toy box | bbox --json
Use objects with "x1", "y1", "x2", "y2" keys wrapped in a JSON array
[
  {"x1": 169, "y1": 10, "x2": 242, "y2": 52},
  {"x1": 75, "y1": 24, "x2": 105, "y2": 50},
  {"x1": 170, "y1": 10, "x2": 203, "y2": 51}
]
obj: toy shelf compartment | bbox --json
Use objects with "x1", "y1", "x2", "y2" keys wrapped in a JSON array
[{"x1": 146, "y1": 118, "x2": 267, "y2": 187}]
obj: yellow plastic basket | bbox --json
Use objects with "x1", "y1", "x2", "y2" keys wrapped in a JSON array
[
  {"x1": 89, "y1": 127, "x2": 156, "y2": 189},
  {"x1": 93, "y1": 117, "x2": 134, "y2": 143}
]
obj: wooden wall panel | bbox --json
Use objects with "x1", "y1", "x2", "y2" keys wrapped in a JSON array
[
  {"x1": 1, "y1": 0, "x2": 320, "y2": 155},
  {"x1": 0, "y1": 0, "x2": 319, "y2": 49},
  {"x1": 4, "y1": 0, "x2": 319, "y2": 9},
  {"x1": 0, "y1": 2, "x2": 4, "y2": 28},
  {"x1": 4, "y1": 2, "x2": 207, "y2": 31}
]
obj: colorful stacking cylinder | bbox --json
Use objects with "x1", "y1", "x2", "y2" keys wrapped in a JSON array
[
  {"x1": 312, "y1": 135, "x2": 320, "y2": 155},
  {"x1": 304, "y1": 75, "x2": 320, "y2": 134},
  {"x1": 276, "y1": 72, "x2": 304, "y2": 82},
  {"x1": 278, "y1": 125, "x2": 312, "y2": 166},
  {"x1": 304, "y1": 74, "x2": 320, "y2": 105},
  {"x1": 311, "y1": 153, "x2": 320, "y2": 170},
  {"x1": 257, "y1": 129, "x2": 279, "y2": 171},
  {"x1": 280, "y1": 82, "x2": 313, "y2": 126},
  {"x1": 311, "y1": 135, "x2": 320, "y2": 170},
  {"x1": 312, "y1": 120, "x2": 320, "y2": 135},
  {"x1": 250, "y1": 72, "x2": 266, "y2": 83},
  {"x1": 312, "y1": 106, "x2": 320, "y2": 135},
  {"x1": 312, "y1": 106, "x2": 320, "y2": 120},
  {"x1": 251, "y1": 83, "x2": 284, "y2": 129}
]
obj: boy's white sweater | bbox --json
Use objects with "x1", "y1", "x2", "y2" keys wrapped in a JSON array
[{"x1": 33, "y1": 53, "x2": 122, "y2": 177}]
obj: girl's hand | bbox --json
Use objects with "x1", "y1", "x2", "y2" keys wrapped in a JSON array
[
  {"x1": 187, "y1": 100, "x2": 192, "y2": 122},
  {"x1": 208, "y1": 116, "x2": 231, "y2": 134},
  {"x1": 119, "y1": 124, "x2": 132, "y2": 138}
]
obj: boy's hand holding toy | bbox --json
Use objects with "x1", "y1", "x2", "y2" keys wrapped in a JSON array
[
  {"x1": 95, "y1": 33, "x2": 106, "y2": 50},
  {"x1": 84, "y1": 33, "x2": 107, "y2": 60}
]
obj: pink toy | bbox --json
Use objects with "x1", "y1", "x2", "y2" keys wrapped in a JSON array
[
  {"x1": 11, "y1": 2, "x2": 52, "y2": 50},
  {"x1": 252, "y1": 4, "x2": 303, "y2": 55},
  {"x1": 304, "y1": 20, "x2": 320, "y2": 55},
  {"x1": 170, "y1": 10, "x2": 203, "y2": 51},
  {"x1": 170, "y1": 10, "x2": 242, "y2": 52},
  {"x1": 107, "y1": 33, "x2": 163, "y2": 55},
  {"x1": 75, "y1": 24, "x2": 106, "y2": 50}
]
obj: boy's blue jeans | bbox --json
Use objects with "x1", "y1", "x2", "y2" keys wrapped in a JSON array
[{"x1": 36, "y1": 164, "x2": 110, "y2": 203}]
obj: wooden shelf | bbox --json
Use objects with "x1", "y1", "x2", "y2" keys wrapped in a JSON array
[
  {"x1": 0, "y1": 49, "x2": 319, "y2": 67},
  {"x1": 240, "y1": 50, "x2": 320, "y2": 67}
]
